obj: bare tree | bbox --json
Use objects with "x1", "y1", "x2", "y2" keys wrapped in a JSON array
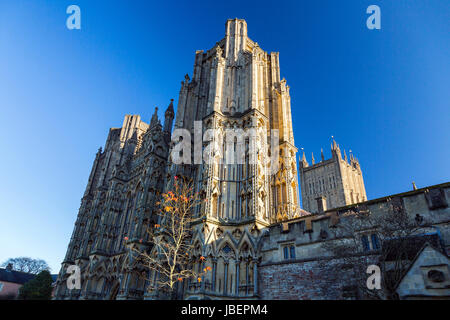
[
  {"x1": 1, "y1": 257, "x2": 50, "y2": 274},
  {"x1": 322, "y1": 199, "x2": 429, "y2": 300},
  {"x1": 130, "y1": 176, "x2": 210, "y2": 298}
]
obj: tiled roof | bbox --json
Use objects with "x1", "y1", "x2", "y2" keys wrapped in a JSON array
[{"x1": 0, "y1": 268, "x2": 36, "y2": 285}]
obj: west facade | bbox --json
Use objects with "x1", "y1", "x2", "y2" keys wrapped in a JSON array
[
  {"x1": 54, "y1": 107, "x2": 174, "y2": 300},
  {"x1": 54, "y1": 19, "x2": 450, "y2": 300}
]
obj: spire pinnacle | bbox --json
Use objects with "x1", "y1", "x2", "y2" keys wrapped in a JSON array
[
  {"x1": 165, "y1": 99, "x2": 174, "y2": 117},
  {"x1": 321, "y1": 148, "x2": 324, "y2": 161},
  {"x1": 300, "y1": 148, "x2": 309, "y2": 168},
  {"x1": 150, "y1": 107, "x2": 159, "y2": 127},
  {"x1": 311, "y1": 152, "x2": 315, "y2": 165},
  {"x1": 331, "y1": 135, "x2": 337, "y2": 150}
]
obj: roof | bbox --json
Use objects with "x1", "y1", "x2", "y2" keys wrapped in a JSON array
[
  {"x1": 276, "y1": 181, "x2": 450, "y2": 226},
  {"x1": 0, "y1": 268, "x2": 36, "y2": 285},
  {"x1": 382, "y1": 233, "x2": 444, "y2": 261},
  {"x1": 394, "y1": 242, "x2": 450, "y2": 292},
  {"x1": 326, "y1": 181, "x2": 450, "y2": 214}
]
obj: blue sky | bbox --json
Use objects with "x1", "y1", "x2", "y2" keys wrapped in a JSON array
[{"x1": 0, "y1": 1, "x2": 448, "y2": 273}]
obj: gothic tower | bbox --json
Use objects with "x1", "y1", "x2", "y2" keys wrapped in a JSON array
[
  {"x1": 55, "y1": 19, "x2": 302, "y2": 301},
  {"x1": 299, "y1": 139, "x2": 367, "y2": 213},
  {"x1": 165, "y1": 19, "x2": 301, "y2": 299}
]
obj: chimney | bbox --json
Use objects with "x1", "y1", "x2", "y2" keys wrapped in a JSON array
[{"x1": 6, "y1": 263, "x2": 13, "y2": 272}]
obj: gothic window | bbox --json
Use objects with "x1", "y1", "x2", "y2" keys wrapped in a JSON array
[
  {"x1": 212, "y1": 194, "x2": 218, "y2": 218},
  {"x1": 135, "y1": 189, "x2": 143, "y2": 209},
  {"x1": 282, "y1": 183, "x2": 287, "y2": 203},
  {"x1": 246, "y1": 155, "x2": 250, "y2": 177},
  {"x1": 292, "y1": 182, "x2": 297, "y2": 205},
  {"x1": 277, "y1": 185, "x2": 281, "y2": 205},
  {"x1": 231, "y1": 201, "x2": 235, "y2": 219},
  {"x1": 222, "y1": 244, "x2": 232, "y2": 254}
]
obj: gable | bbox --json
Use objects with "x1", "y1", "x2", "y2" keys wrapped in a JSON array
[{"x1": 396, "y1": 245, "x2": 450, "y2": 299}]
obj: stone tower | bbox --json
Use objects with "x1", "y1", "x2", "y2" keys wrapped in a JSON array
[
  {"x1": 55, "y1": 19, "x2": 302, "y2": 301},
  {"x1": 163, "y1": 18, "x2": 301, "y2": 299},
  {"x1": 299, "y1": 139, "x2": 367, "y2": 213}
]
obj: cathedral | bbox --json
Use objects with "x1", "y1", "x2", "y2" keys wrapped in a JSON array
[{"x1": 54, "y1": 19, "x2": 450, "y2": 300}]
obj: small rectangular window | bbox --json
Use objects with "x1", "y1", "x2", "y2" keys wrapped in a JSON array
[
  {"x1": 371, "y1": 234, "x2": 380, "y2": 250},
  {"x1": 362, "y1": 235, "x2": 370, "y2": 251},
  {"x1": 283, "y1": 247, "x2": 289, "y2": 260},
  {"x1": 289, "y1": 246, "x2": 296, "y2": 259}
]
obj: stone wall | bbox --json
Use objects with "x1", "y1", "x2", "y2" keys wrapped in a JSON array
[
  {"x1": 258, "y1": 255, "x2": 378, "y2": 299},
  {"x1": 259, "y1": 182, "x2": 450, "y2": 299}
]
